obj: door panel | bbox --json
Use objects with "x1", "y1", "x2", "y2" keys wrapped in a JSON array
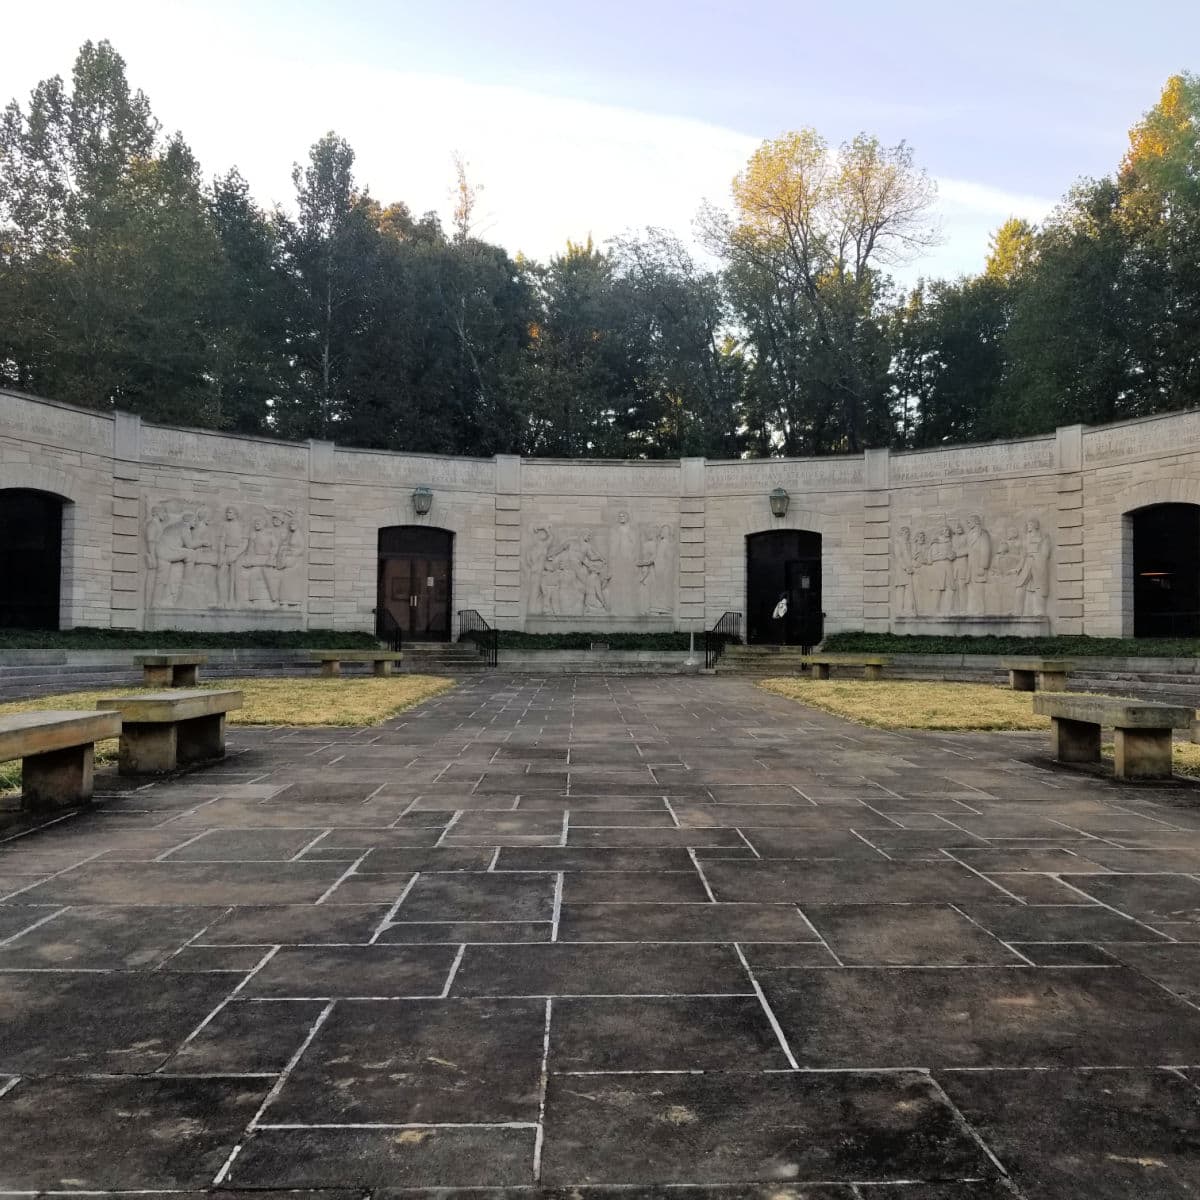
[
  {"x1": 377, "y1": 528, "x2": 453, "y2": 642},
  {"x1": 746, "y1": 530, "x2": 822, "y2": 646}
]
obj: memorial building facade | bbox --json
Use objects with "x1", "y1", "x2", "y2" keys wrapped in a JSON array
[{"x1": 3, "y1": 386, "x2": 1200, "y2": 642}]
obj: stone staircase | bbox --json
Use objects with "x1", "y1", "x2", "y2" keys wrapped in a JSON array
[
  {"x1": 715, "y1": 644, "x2": 813, "y2": 676},
  {"x1": 400, "y1": 641, "x2": 492, "y2": 675}
]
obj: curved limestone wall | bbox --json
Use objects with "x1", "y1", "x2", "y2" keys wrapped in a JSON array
[{"x1": 2, "y1": 387, "x2": 1195, "y2": 638}]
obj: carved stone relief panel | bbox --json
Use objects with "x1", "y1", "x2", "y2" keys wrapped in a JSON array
[
  {"x1": 525, "y1": 512, "x2": 677, "y2": 621},
  {"x1": 893, "y1": 513, "x2": 1052, "y2": 619},
  {"x1": 143, "y1": 498, "x2": 306, "y2": 615}
]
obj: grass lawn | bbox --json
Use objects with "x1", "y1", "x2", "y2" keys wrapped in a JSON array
[
  {"x1": 759, "y1": 675, "x2": 1200, "y2": 778},
  {"x1": 0, "y1": 675, "x2": 454, "y2": 791},
  {"x1": 759, "y1": 677, "x2": 1050, "y2": 731}
]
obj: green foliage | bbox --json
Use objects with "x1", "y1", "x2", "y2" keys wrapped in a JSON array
[
  {"x1": 2, "y1": 43, "x2": 1199, "y2": 458},
  {"x1": 824, "y1": 632, "x2": 1200, "y2": 658},
  {"x1": 0, "y1": 628, "x2": 379, "y2": 650}
]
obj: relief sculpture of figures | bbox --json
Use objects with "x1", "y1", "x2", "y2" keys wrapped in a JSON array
[
  {"x1": 894, "y1": 512, "x2": 1050, "y2": 619},
  {"x1": 1015, "y1": 517, "x2": 1053, "y2": 617},
  {"x1": 964, "y1": 514, "x2": 992, "y2": 615},
  {"x1": 143, "y1": 498, "x2": 305, "y2": 612},
  {"x1": 927, "y1": 526, "x2": 955, "y2": 615},
  {"x1": 525, "y1": 514, "x2": 676, "y2": 620},
  {"x1": 951, "y1": 520, "x2": 970, "y2": 613},
  {"x1": 894, "y1": 527, "x2": 918, "y2": 616},
  {"x1": 527, "y1": 526, "x2": 553, "y2": 615},
  {"x1": 642, "y1": 524, "x2": 674, "y2": 616}
]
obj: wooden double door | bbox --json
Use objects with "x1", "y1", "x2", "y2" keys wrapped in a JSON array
[{"x1": 377, "y1": 527, "x2": 453, "y2": 641}]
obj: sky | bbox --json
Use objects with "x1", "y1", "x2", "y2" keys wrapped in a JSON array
[{"x1": 5, "y1": 0, "x2": 1198, "y2": 283}]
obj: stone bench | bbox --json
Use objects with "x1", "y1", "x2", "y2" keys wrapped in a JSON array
[
  {"x1": 133, "y1": 653, "x2": 208, "y2": 687},
  {"x1": 1000, "y1": 657, "x2": 1073, "y2": 692},
  {"x1": 1032, "y1": 693, "x2": 1193, "y2": 781},
  {"x1": 311, "y1": 651, "x2": 404, "y2": 677},
  {"x1": 0, "y1": 710, "x2": 122, "y2": 811},
  {"x1": 800, "y1": 654, "x2": 890, "y2": 681},
  {"x1": 95, "y1": 689, "x2": 242, "y2": 775}
]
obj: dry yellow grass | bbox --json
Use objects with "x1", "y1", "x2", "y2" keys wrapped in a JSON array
[
  {"x1": 759, "y1": 676, "x2": 1052, "y2": 731},
  {"x1": 0, "y1": 674, "x2": 454, "y2": 790},
  {"x1": 760, "y1": 675, "x2": 1200, "y2": 778}
]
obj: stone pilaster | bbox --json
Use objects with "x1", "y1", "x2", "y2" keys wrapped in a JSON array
[
  {"x1": 307, "y1": 440, "x2": 337, "y2": 626},
  {"x1": 494, "y1": 456, "x2": 522, "y2": 625},
  {"x1": 678, "y1": 458, "x2": 706, "y2": 630},
  {"x1": 862, "y1": 447, "x2": 890, "y2": 632},
  {"x1": 110, "y1": 412, "x2": 142, "y2": 629},
  {"x1": 1054, "y1": 424, "x2": 1085, "y2": 635}
]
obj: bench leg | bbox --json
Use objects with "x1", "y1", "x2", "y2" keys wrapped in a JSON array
[
  {"x1": 1114, "y1": 727, "x2": 1173, "y2": 781},
  {"x1": 813, "y1": 663, "x2": 830, "y2": 681},
  {"x1": 863, "y1": 664, "x2": 883, "y2": 682},
  {"x1": 320, "y1": 660, "x2": 340, "y2": 678},
  {"x1": 22, "y1": 744, "x2": 94, "y2": 811},
  {"x1": 1051, "y1": 717, "x2": 1100, "y2": 764},
  {"x1": 142, "y1": 665, "x2": 172, "y2": 687},
  {"x1": 373, "y1": 659, "x2": 393, "y2": 677},
  {"x1": 1037, "y1": 671, "x2": 1067, "y2": 692},
  {"x1": 120, "y1": 722, "x2": 178, "y2": 774},
  {"x1": 177, "y1": 714, "x2": 226, "y2": 765},
  {"x1": 172, "y1": 664, "x2": 199, "y2": 686},
  {"x1": 1009, "y1": 669, "x2": 1035, "y2": 692}
]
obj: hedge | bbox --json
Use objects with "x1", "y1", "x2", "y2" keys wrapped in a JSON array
[{"x1": 823, "y1": 632, "x2": 1200, "y2": 657}]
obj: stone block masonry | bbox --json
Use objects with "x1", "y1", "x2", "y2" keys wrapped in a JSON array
[{"x1": 3, "y1": 386, "x2": 1200, "y2": 637}]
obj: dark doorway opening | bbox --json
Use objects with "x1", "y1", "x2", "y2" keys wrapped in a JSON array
[
  {"x1": 377, "y1": 526, "x2": 453, "y2": 642},
  {"x1": 746, "y1": 530, "x2": 822, "y2": 646},
  {"x1": 1132, "y1": 503, "x2": 1200, "y2": 638},
  {"x1": 0, "y1": 489, "x2": 64, "y2": 630}
]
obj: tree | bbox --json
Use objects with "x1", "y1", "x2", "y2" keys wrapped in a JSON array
[
  {"x1": 707, "y1": 129, "x2": 939, "y2": 453},
  {"x1": 282, "y1": 132, "x2": 378, "y2": 438},
  {"x1": 984, "y1": 217, "x2": 1037, "y2": 283},
  {"x1": 892, "y1": 275, "x2": 1008, "y2": 447},
  {"x1": 611, "y1": 229, "x2": 744, "y2": 457},
  {"x1": 450, "y1": 152, "x2": 483, "y2": 243},
  {"x1": 523, "y1": 238, "x2": 640, "y2": 456},
  {"x1": 0, "y1": 41, "x2": 223, "y2": 419},
  {"x1": 207, "y1": 169, "x2": 298, "y2": 433}
]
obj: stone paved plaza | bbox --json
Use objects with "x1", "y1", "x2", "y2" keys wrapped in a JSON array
[{"x1": 3, "y1": 676, "x2": 1200, "y2": 1197}]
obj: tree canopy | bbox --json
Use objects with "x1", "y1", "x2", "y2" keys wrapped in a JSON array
[{"x1": 1, "y1": 43, "x2": 1198, "y2": 457}]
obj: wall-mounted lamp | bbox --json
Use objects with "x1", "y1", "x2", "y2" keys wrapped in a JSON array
[
  {"x1": 412, "y1": 485, "x2": 433, "y2": 516},
  {"x1": 769, "y1": 487, "x2": 790, "y2": 518}
]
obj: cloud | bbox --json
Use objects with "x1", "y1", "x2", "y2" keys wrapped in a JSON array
[
  {"x1": 3, "y1": 7, "x2": 1056, "y2": 280},
  {"x1": 935, "y1": 177, "x2": 1055, "y2": 223}
]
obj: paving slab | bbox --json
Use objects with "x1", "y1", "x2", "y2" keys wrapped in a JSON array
[
  {"x1": 4, "y1": 674, "x2": 1200, "y2": 1192},
  {"x1": 539, "y1": 1070, "x2": 992, "y2": 1185},
  {"x1": 760, "y1": 965, "x2": 1200, "y2": 1068},
  {"x1": 939, "y1": 1068, "x2": 1200, "y2": 1198},
  {"x1": 0, "y1": 1076, "x2": 269, "y2": 1190},
  {"x1": 264, "y1": 997, "x2": 546, "y2": 1124}
]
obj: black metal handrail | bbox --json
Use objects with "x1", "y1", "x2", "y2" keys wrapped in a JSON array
[
  {"x1": 457, "y1": 608, "x2": 499, "y2": 667},
  {"x1": 374, "y1": 607, "x2": 403, "y2": 653},
  {"x1": 704, "y1": 611, "x2": 743, "y2": 669}
]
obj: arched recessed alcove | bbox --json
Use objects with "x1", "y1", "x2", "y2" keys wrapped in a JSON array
[
  {"x1": 745, "y1": 529, "x2": 822, "y2": 645},
  {"x1": 0, "y1": 489, "x2": 66, "y2": 629},
  {"x1": 1130, "y1": 503, "x2": 1200, "y2": 638}
]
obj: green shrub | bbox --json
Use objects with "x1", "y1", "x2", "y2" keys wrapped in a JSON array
[
  {"x1": 823, "y1": 632, "x2": 1200, "y2": 657},
  {"x1": 0, "y1": 627, "x2": 380, "y2": 650}
]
